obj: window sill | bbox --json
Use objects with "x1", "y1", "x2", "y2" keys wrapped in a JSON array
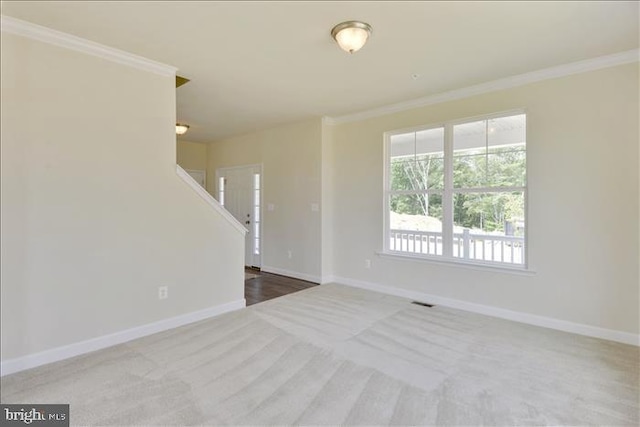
[{"x1": 376, "y1": 251, "x2": 537, "y2": 276}]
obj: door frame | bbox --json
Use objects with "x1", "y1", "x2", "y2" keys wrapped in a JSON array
[{"x1": 215, "y1": 164, "x2": 263, "y2": 268}]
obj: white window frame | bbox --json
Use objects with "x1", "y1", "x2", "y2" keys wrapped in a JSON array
[{"x1": 383, "y1": 109, "x2": 528, "y2": 271}]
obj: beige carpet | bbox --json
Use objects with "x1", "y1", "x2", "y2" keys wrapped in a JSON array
[{"x1": 2, "y1": 284, "x2": 638, "y2": 425}]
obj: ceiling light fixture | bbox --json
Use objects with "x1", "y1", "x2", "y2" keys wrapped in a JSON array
[
  {"x1": 331, "y1": 20, "x2": 372, "y2": 54},
  {"x1": 176, "y1": 123, "x2": 190, "y2": 135}
]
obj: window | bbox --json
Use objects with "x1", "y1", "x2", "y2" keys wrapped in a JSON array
[
  {"x1": 385, "y1": 112, "x2": 527, "y2": 268},
  {"x1": 253, "y1": 172, "x2": 261, "y2": 256},
  {"x1": 218, "y1": 176, "x2": 225, "y2": 206}
]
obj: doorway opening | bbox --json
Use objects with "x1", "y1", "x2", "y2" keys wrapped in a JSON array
[{"x1": 216, "y1": 164, "x2": 262, "y2": 268}]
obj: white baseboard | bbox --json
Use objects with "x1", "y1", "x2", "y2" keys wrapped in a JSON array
[
  {"x1": 333, "y1": 276, "x2": 639, "y2": 347},
  {"x1": 1, "y1": 299, "x2": 246, "y2": 377},
  {"x1": 260, "y1": 265, "x2": 320, "y2": 284},
  {"x1": 320, "y1": 275, "x2": 335, "y2": 285}
]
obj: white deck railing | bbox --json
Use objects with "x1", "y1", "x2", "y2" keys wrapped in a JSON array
[
  {"x1": 389, "y1": 229, "x2": 443, "y2": 256},
  {"x1": 389, "y1": 228, "x2": 524, "y2": 264}
]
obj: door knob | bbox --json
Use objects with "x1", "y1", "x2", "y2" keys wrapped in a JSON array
[{"x1": 245, "y1": 220, "x2": 250, "y2": 225}]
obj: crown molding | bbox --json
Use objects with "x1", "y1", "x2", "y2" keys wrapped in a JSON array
[
  {"x1": 325, "y1": 49, "x2": 640, "y2": 125},
  {"x1": 0, "y1": 15, "x2": 177, "y2": 77}
]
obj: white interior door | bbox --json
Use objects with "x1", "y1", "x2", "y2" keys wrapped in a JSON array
[{"x1": 217, "y1": 165, "x2": 261, "y2": 268}]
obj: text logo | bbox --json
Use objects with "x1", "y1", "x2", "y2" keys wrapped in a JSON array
[{"x1": 1, "y1": 405, "x2": 69, "y2": 427}]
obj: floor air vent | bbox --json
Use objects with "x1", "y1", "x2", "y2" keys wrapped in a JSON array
[{"x1": 411, "y1": 301, "x2": 434, "y2": 308}]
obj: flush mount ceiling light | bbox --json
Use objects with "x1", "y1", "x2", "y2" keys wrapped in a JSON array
[
  {"x1": 331, "y1": 20, "x2": 372, "y2": 54},
  {"x1": 176, "y1": 123, "x2": 190, "y2": 135}
]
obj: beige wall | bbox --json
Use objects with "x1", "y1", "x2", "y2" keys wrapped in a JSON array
[
  {"x1": 329, "y1": 63, "x2": 639, "y2": 335},
  {"x1": 1, "y1": 33, "x2": 244, "y2": 360},
  {"x1": 207, "y1": 119, "x2": 323, "y2": 280},
  {"x1": 320, "y1": 119, "x2": 334, "y2": 281},
  {"x1": 177, "y1": 140, "x2": 208, "y2": 175}
]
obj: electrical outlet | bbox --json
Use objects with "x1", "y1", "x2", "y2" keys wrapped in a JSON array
[
  {"x1": 287, "y1": 250, "x2": 292, "y2": 259},
  {"x1": 365, "y1": 259, "x2": 371, "y2": 269},
  {"x1": 158, "y1": 286, "x2": 168, "y2": 300}
]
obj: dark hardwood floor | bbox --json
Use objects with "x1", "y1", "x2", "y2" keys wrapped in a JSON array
[{"x1": 245, "y1": 268, "x2": 317, "y2": 306}]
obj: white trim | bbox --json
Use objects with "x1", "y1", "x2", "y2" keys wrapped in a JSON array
[
  {"x1": 176, "y1": 165, "x2": 247, "y2": 235},
  {"x1": 0, "y1": 15, "x2": 177, "y2": 77},
  {"x1": 253, "y1": 166, "x2": 263, "y2": 268},
  {"x1": 261, "y1": 265, "x2": 320, "y2": 284},
  {"x1": 443, "y1": 121, "x2": 454, "y2": 256},
  {"x1": 320, "y1": 275, "x2": 335, "y2": 285},
  {"x1": 333, "y1": 276, "x2": 639, "y2": 347},
  {"x1": 0, "y1": 299, "x2": 246, "y2": 377},
  {"x1": 325, "y1": 49, "x2": 639, "y2": 125}
]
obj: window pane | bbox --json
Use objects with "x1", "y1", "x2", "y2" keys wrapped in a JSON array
[
  {"x1": 488, "y1": 114, "x2": 526, "y2": 148},
  {"x1": 415, "y1": 128, "x2": 444, "y2": 157},
  {"x1": 454, "y1": 119, "x2": 486, "y2": 151},
  {"x1": 453, "y1": 149, "x2": 486, "y2": 188},
  {"x1": 390, "y1": 127, "x2": 444, "y2": 191},
  {"x1": 453, "y1": 119, "x2": 487, "y2": 188},
  {"x1": 452, "y1": 192, "x2": 525, "y2": 264},
  {"x1": 453, "y1": 114, "x2": 526, "y2": 188},
  {"x1": 390, "y1": 156, "x2": 415, "y2": 191},
  {"x1": 416, "y1": 154, "x2": 444, "y2": 190},
  {"x1": 389, "y1": 193, "x2": 443, "y2": 255},
  {"x1": 390, "y1": 132, "x2": 416, "y2": 157},
  {"x1": 218, "y1": 177, "x2": 225, "y2": 205},
  {"x1": 487, "y1": 144, "x2": 526, "y2": 187}
]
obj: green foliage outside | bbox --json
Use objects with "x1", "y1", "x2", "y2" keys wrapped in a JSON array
[{"x1": 390, "y1": 144, "x2": 525, "y2": 234}]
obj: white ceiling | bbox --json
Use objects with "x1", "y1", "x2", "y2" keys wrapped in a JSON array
[{"x1": 2, "y1": 1, "x2": 638, "y2": 142}]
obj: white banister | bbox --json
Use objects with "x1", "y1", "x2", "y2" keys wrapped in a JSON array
[{"x1": 176, "y1": 165, "x2": 247, "y2": 235}]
